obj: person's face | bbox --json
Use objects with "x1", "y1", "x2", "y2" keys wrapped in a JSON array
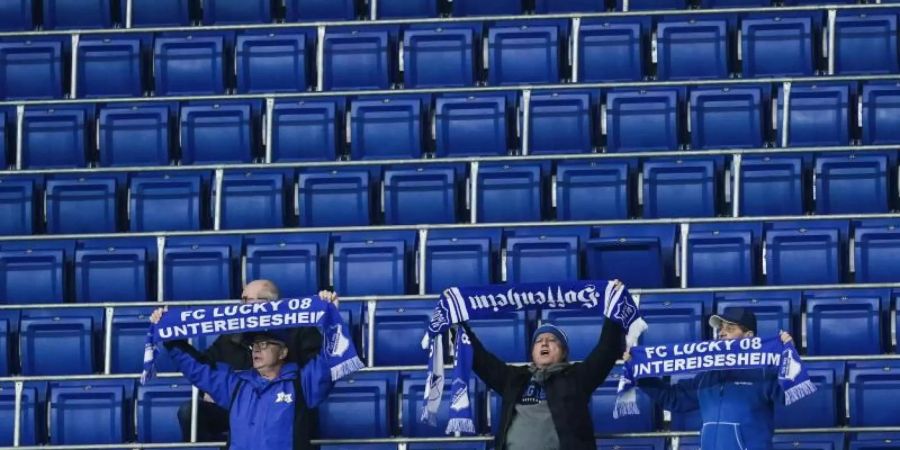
[
  {"x1": 531, "y1": 333, "x2": 566, "y2": 368},
  {"x1": 250, "y1": 340, "x2": 287, "y2": 371},
  {"x1": 241, "y1": 284, "x2": 267, "y2": 304},
  {"x1": 717, "y1": 322, "x2": 753, "y2": 340}
]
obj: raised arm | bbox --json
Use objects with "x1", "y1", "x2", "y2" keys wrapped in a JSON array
[
  {"x1": 164, "y1": 339, "x2": 241, "y2": 408},
  {"x1": 573, "y1": 318, "x2": 626, "y2": 394},
  {"x1": 636, "y1": 376, "x2": 701, "y2": 413},
  {"x1": 460, "y1": 323, "x2": 513, "y2": 393}
]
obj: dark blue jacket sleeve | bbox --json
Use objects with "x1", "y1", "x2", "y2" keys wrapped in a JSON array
[
  {"x1": 637, "y1": 376, "x2": 701, "y2": 413},
  {"x1": 299, "y1": 344, "x2": 336, "y2": 408},
  {"x1": 165, "y1": 340, "x2": 240, "y2": 408}
]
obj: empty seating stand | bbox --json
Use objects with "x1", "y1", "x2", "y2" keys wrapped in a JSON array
[
  {"x1": 235, "y1": 31, "x2": 313, "y2": 94},
  {"x1": 528, "y1": 90, "x2": 595, "y2": 155},
  {"x1": 244, "y1": 233, "x2": 329, "y2": 297},
  {"x1": 270, "y1": 99, "x2": 342, "y2": 162},
  {"x1": 217, "y1": 170, "x2": 288, "y2": 229},
  {"x1": 0, "y1": 0, "x2": 34, "y2": 31},
  {"x1": 424, "y1": 228, "x2": 501, "y2": 293},
  {"x1": 180, "y1": 101, "x2": 259, "y2": 164},
  {"x1": 203, "y1": 0, "x2": 272, "y2": 24},
  {"x1": 555, "y1": 161, "x2": 631, "y2": 220},
  {"x1": 0, "y1": 177, "x2": 38, "y2": 235},
  {"x1": 434, "y1": 93, "x2": 513, "y2": 157},
  {"x1": 77, "y1": 35, "x2": 146, "y2": 98},
  {"x1": 154, "y1": 33, "x2": 229, "y2": 96},
  {"x1": 42, "y1": 0, "x2": 116, "y2": 29},
  {"x1": 383, "y1": 165, "x2": 461, "y2": 225},
  {"x1": 578, "y1": 18, "x2": 648, "y2": 82},
  {"x1": 45, "y1": 175, "x2": 122, "y2": 234},
  {"x1": 98, "y1": 103, "x2": 174, "y2": 166},
  {"x1": 656, "y1": 17, "x2": 731, "y2": 80},
  {"x1": 834, "y1": 10, "x2": 899, "y2": 74},
  {"x1": 689, "y1": 85, "x2": 766, "y2": 149},
  {"x1": 402, "y1": 24, "x2": 479, "y2": 88},
  {"x1": 331, "y1": 231, "x2": 415, "y2": 296},
  {"x1": 741, "y1": 12, "x2": 818, "y2": 77},
  {"x1": 131, "y1": 0, "x2": 191, "y2": 26},
  {"x1": 487, "y1": 20, "x2": 567, "y2": 86},
  {"x1": 777, "y1": 83, "x2": 853, "y2": 147},
  {"x1": 854, "y1": 219, "x2": 900, "y2": 283},
  {"x1": 0, "y1": 37, "x2": 66, "y2": 100},
  {"x1": 861, "y1": 81, "x2": 900, "y2": 145},
  {"x1": 20, "y1": 105, "x2": 92, "y2": 169},
  {"x1": 605, "y1": 88, "x2": 682, "y2": 152},
  {"x1": 323, "y1": 27, "x2": 394, "y2": 91},
  {"x1": 129, "y1": 172, "x2": 205, "y2": 232},
  {"x1": 350, "y1": 96, "x2": 426, "y2": 160}
]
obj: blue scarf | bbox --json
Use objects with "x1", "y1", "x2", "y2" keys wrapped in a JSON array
[
  {"x1": 141, "y1": 296, "x2": 364, "y2": 384},
  {"x1": 422, "y1": 280, "x2": 648, "y2": 434},
  {"x1": 615, "y1": 336, "x2": 817, "y2": 419}
]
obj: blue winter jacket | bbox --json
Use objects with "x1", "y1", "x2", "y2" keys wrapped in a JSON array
[
  {"x1": 166, "y1": 340, "x2": 334, "y2": 450},
  {"x1": 638, "y1": 368, "x2": 782, "y2": 450}
]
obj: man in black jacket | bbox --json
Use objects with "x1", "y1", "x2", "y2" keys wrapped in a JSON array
[{"x1": 464, "y1": 317, "x2": 624, "y2": 450}]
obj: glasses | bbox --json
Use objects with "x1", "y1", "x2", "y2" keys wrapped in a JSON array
[{"x1": 248, "y1": 341, "x2": 282, "y2": 351}]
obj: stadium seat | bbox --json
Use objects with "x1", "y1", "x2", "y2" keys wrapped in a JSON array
[
  {"x1": 740, "y1": 155, "x2": 805, "y2": 216},
  {"x1": 0, "y1": 241, "x2": 72, "y2": 304},
  {"x1": 0, "y1": 311, "x2": 17, "y2": 376},
  {"x1": 848, "y1": 361, "x2": 900, "y2": 426},
  {"x1": 594, "y1": 369, "x2": 658, "y2": 433},
  {"x1": 699, "y1": 0, "x2": 769, "y2": 6},
  {"x1": 45, "y1": 176, "x2": 120, "y2": 234},
  {"x1": 782, "y1": 0, "x2": 855, "y2": 4},
  {"x1": 597, "y1": 438, "x2": 667, "y2": 450},
  {"x1": 131, "y1": 0, "x2": 191, "y2": 26},
  {"x1": 98, "y1": 103, "x2": 173, "y2": 166},
  {"x1": 20, "y1": 105, "x2": 90, "y2": 169},
  {"x1": 20, "y1": 308, "x2": 100, "y2": 375},
  {"x1": 218, "y1": 170, "x2": 287, "y2": 230},
  {"x1": 487, "y1": 20, "x2": 566, "y2": 85},
  {"x1": 318, "y1": 372, "x2": 396, "y2": 438},
  {"x1": 854, "y1": 220, "x2": 900, "y2": 283},
  {"x1": 687, "y1": 222, "x2": 763, "y2": 287},
  {"x1": 451, "y1": 0, "x2": 521, "y2": 15},
  {"x1": 668, "y1": 374, "x2": 702, "y2": 432},
  {"x1": 110, "y1": 307, "x2": 176, "y2": 374},
  {"x1": 0, "y1": 37, "x2": 66, "y2": 100},
  {"x1": 77, "y1": 36, "x2": 145, "y2": 98},
  {"x1": 180, "y1": 101, "x2": 257, "y2": 164},
  {"x1": 656, "y1": 17, "x2": 730, "y2": 80},
  {"x1": 556, "y1": 161, "x2": 631, "y2": 220},
  {"x1": 617, "y1": 0, "x2": 684, "y2": 9},
  {"x1": 772, "y1": 433, "x2": 845, "y2": 450},
  {"x1": 639, "y1": 293, "x2": 708, "y2": 345},
  {"x1": 540, "y1": 310, "x2": 603, "y2": 361},
  {"x1": 74, "y1": 238, "x2": 154, "y2": 303},
  {"x1": 373, "y1": 301, "x2": 433, "y2": 365},
  {"x1": 243, "y1": 233, "x2": 330, "y2": 297},
  {"x1": 235, "y1": 31, "x2": 311, "y2": 94},
  {"x1": 741, "y1": 13, "x2": 817, "y2": 77},
  {"x1": 578, "y1": 18, "x2": 648, "y2": 82},
  {"x1": 383, "y1": 165, "x2": 460, "y2": 225},
  {"x1": 322, "y1": 27, "x2": 393, "y2": 91},
  {"x1": 49, "y1": 380, "x2": 131, "y2": 444},
  {"x1": 350, "y1": 96, "x2": 426, "y2": 160},
  {"x1": 775, "y1": 362, "x2": 845, "y2": 428},
  {"x1": 504, "y1": 227, "x2": 588, "y2": 284},
  {"x1": 137, "y1": 377, "x2": 192, "y2": 443},
  {"x1": 765, "y1": 220, "x2": 847, "y2": 285},
  {"x1": 0, "y1": 177, "x2": 37, "y2": 235},
  {"x1": 297, "y1": 169, "x2": 373, "y2": 227},
  {"x1": 322, "y1": 445, "x2": 397, "y2": 450},
  {"x1": 424, "y1": 228, "x2": 501, "y2": 293},
  {"x1": 129, "y1": 172, "x2": 205, "y2": 232},
  {"x1": 605, "y1": 88, "x2": 681, "y2": 152},
  {"x1": 409, "y1": 444, "x2": 487, "y2": 450},
  {"x1": 163, "y1": 236, "x2": 241, "y2": 301},
  {"x1": 476, "y1": 163, "x2": 544, "y2": 223},
  {"x1": 850, "y1": 433, "x2": 900, "y2": 449},
  {"x1": 586, "y1": 224, "x2": 678, "y2": 288},
  {"x1": 403, "y1": 24, "x2": 479, "y2": 88},
  {"x1": 379, "y1": 0, "x2": 438, "y2": 18},
  {"x1": 203, "y1": 0, "x2": 271, "y2": 24},
  {"x1": 815, "y1": 153, "x2": 889, "y2": 214},
  {"x1": 434, "y1": 93, "x2": 512, "y2": 157},
  {"x1": 535, "y1": 0, "x2": 603, "y2": 12},
  {"x1": 714, "y1": 290, "x2": 798, "y2": 337},
  {"x1": 776, "y1": 83, "x2": 852, "y2": 147},
  {"x1": 642, "y1": 157, "x2": 719, "y2": 218},
  {"x1": 468, "y1": 311, "x2": 529, "y2": 362},
  {"x1": 806, "y1": 289, "x2": 887, "y2": 355},
  {"x1": 528, "y1": 91, "x2": 594, "y2": 155},
  {"x1": 861, "y1": 81, "x2": 900, "y2": 145},
  {"x1": 154, "y1": 33, "x2": 227, "y2": 95},
  {"x1": 0, "y1": 381, "x2": 39, "y2": 445},
  {"x1": 0, "y1": 109, "x2": 7, "y2": 168},
  {"x1": 285, "y1": 0, "x2": 356, "y2": 20},
  {"x1": 0, "y1": 0, "x2": 33, "y2": 31},
  {"x1": 689, "y1": 85, "x2": 766, "y2": 149},
  {"x1": 400, "y1": 371, "x2": 480, "y2": 437},
  {"x1": 42, "y1": 0, "x2": 115, "y2": 29},
  {"x1": 271, "y1": 99, "x2": 342, "y2": 162},
  {"x1": 834, "y1": 11, "x2": 899, "y2": 75},
  {"x1": 332, "y1": 231, "x2": 416, "y2": 296}
]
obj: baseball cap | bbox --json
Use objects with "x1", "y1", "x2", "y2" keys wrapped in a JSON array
[
  {"x1": 243, "y1": 329, "x2": 291, "y2": 347},
  {"x1": 709, "y1": 307, "x2": 757, "y2": 334}
]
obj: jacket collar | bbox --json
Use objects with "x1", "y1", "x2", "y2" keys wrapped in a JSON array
[{"x1": 238, "y1": 362, "x2": 300, "y2": 387}]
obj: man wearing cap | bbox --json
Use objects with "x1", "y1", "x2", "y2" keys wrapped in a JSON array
[
  {"x1": 624, "y1": 308, "x2": 794, "y2": 450},
  {"x1": 462, "y1": 316, "x2": 625, "y2": 450}
]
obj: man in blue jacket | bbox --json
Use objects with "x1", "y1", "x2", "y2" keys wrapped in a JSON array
[{"x1": 624, "y1": 308, "x2": 793, "y2": 450}]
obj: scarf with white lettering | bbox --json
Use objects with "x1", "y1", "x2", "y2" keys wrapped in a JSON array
[
  {"x1": 615, "y1": 336, "x2": 816, "y2": 419},
  {"x1": 141, "y1": 296, "x2": 364, "y2": 384},
  {"x1": 421, "y1": 280, "x2": 648, "y2": 434}
]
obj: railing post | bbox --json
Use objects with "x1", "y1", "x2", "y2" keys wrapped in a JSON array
[
  {"x1": 12, "y1": 381, "x2": 22, "y2": 447},
  {"x1": 190, "y1": 386, "x2": 200, "y2": 443},
  {"x1": 679, "y1": 223, "x2": 690, "y2": 288},
  {"x1": 827, "y1": 9, "x2": 837, "y2": 75},
  {"x1": 156, "y1": 236, "x2": 166, "y2": 301},
  {"x1": 417, "y1": 228, "x2": 428, "y2": 295},
  {"x1": 15, "y1": 105, "x2": 24, "y2": 170},
  {"x1": 780, "y1": 81, "x2": 792, "y2": 148},
  {"x1": 520, "y1": 89, "x2": 531, "y2": 156},
  {"x1": 570, "y1": 17, "x2": 581, "y2": 83},
  {"x1": 70, "y1": 34, "x2": 80, "y2": 99},
  {"x1": 103, "y1": 306, "x2": 114, "y2": 374},
  {"x1": 469, "y1": 161, "x2": 479, "y2": 224},
  {"x1": 213, "y1": 168, "x2": 224, "y2": 231},
  {"x1": 731, "y1": 154, "x2": 742, "y2": 218},
  {"x1": 264, "y1": 97, "x2": 275, "y2": 164}
]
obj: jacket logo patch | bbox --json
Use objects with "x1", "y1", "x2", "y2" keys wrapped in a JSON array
[{"x1": 275, "y1": 392, "x2": 293, "y2": 404}]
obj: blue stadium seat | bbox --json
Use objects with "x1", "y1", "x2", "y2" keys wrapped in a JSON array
[
  {"x1": 687, "y1": 222, "x2": 763, "y2": 287},
  {"x1": 410, "y1": 444, "x2": 487, "y2": 450},
  {"x1": 322, "y1": 27, "x2": 393, "y2": 90},
  {"x1": 77, "y1": 36, "x2": 145, "y2": 98},
  {"x1": 384, "y1": 165, "x2": 460, "y2": 225},
  {"x1": 0, "y1": 0, "x2": 33, "y2": 31},
  {"x1": 75, "y1": 238, "x2": 155, "y2": 303},
  {"x1": 49, "y1": 380, "x2": 132, "y2": 444},
  {"x1": 243, "y1": 233, "x2": 330, "y2": 297},
  {"x1": 451, "y1": 0, "x2": 521, "y2": 15},
  {"x1": 528, "y1": 91, "x2": 594, "y2": 154},
  {"x1": 740, "y1": 155, "x2": 805, "y2": 216},
  {"x1": 0, "y1": 381, "x2": 39, "y2": 445},
  {"x1": 129, "y1": 172, "x2": 205, "y2": 232},
  {"x1": 400, "y1": 371, "x2": 480, "y2": 437},
  {"x1": 765, "y1": 220, "x2": 847, "y2": 285},
  {"x1": 834, "y1": 11, "x2": 899, "y2": 75},
  {"x1": 45, "y1": 175, "x2": 120, "y2": 234},
  {"x1": 699, "y1": 0, "x2": 769, "y2": 5},
  {"x1": 504, "y1": 226, "x2": 588, "y2": 284},
  {"x1": 586, "y1": 224, "x2": 678, "y2": 288},
  {"x1": 597, "y1": 438, "x2": 667, "y2": 450},
  {"x1": 154, "y1": 33, "x2": 227, "y2": 95},
  {"x1": 218, "y1": 170, "x2": 287, "y2": 230},
  {"x1": 714, "y1": 290, "x2": 798, "y2": 337},
  {"x1": 271, "y1": 99, "x2": 342, "y2": 162},
  {"x1": 487, "y1": 20, "x2": 566, "y2": 85},
  {"x1": 180, "y1": 101, "x2": 258, "y2": 164},
  {"x1": 815, "y1": 153, "x2": 889, "y2": 214},
  {"x1": 203, "y1": 0, "x2": 271, "y2": 24},
  {"x1": 642, "y1": 157, "x2": 719, "y2": 218},
  {"x1": 0, "y1": 109, "x2": 7, "y2": 168},
  {"x1": 556, "y1": 161, "x2": 631, "y2": 221},
  {"x1": 777, "y1": 83, "x2": 852, "y2": 147},
  {"x1": 131, "y1": 0, "x2": 191, "y2": 26},
  {"x1": 848, "y1": 361, "x2": 900, "y2": 426},
  {"x1": 379, "y1": 0, "x2": 438, "y2": 18},
  {"x1": 806, "y1": 289, "x2": 887, "y2": 356},
  {"x1": 0, "y1": 241, "x2": 73, "y2": 304},
  {"x1": 540, "y1": 310, "x2": 603, "y2": 361},
  {"x1": 594, "y1": 369, "x2": 658, "y2": 433},
  {"x1": 373, "y1": 300, "x2": 432, "y2": 365},
  {"x1": 578, "y1": 18, "x2": 648, "y2": 82},
  {"x1": 656, "y1": 17, "x2": 730, "y2": 80},
  {"x1": 434, "y1": 93, "x2": 512, "y2": 157},
  {"x1": 0, "y1": 177, "x2": 37, "y2": 235},
  {"x1": 21, "y1": 105, "x2": 91, "y2": 169},
  {"x1": 668, "y1": 373, "x2": 702, "y2": 432},
  {"x1": 350, "y1": 96, "x2": 426, "y2": 160},
  {"x1": 689, "y1": 85, "x2": 766, "y2": 149},
  {"x1": 110, "y1": 307, "x2": 176, "y2": 374},
  {"x1": 20, "y1": 308, "x2": 100, "y2": 375},
  {"x1": 403, "y1": 24, "x2": 478, "y2": 88},
  {"x1": 42, "y1": 0, "x2": 115, "y2": 29},
  {"x1": 468, "y1": 311, "x2": 529, "y2": 362},
  {"x1": 742, "y1": 13, "x2": 817, "y2": 77},
  {"x1": 854, "y1": 220, "x2": 900, "y2": 283},
  {"x1": 0, "y1": 311, "x2": 17, "y2": 376},
  {"x1": 297, "y1": 169, "x2": 373, "y2": 227},
  {"x1": 476, "y1": 163, "x2": 544, "y2": 223},
  {"x1": 775, "y1": 362, "x2": 845, "y2": 428},
  {"x1": 605, "y1": 88, "x2": 681, "y2": 152},
  {"x1": 98, "y1": 103, "x2": 173, "y2": 166},
  {"x1": 782, "y1": 0, "x2": 855, "y2": 4},
  {"x1": 772, "y1": 433, "x2": 845, "y2": 450},
  {"x1": 137, "y1": 377, "x2": 192, "y2": 443},
  {"x1": 639, "y1": 293, "x2": 708, "y2": 345},
  {"x1": 616, "y1": 0, "x2": 683, "y2": 9},
  {"x1": 163, "y1": 236, "x2": 241, "y2": 301},
  {"x1": 285, "y1": 0, "x2": 356, "y2": 20},
  {"x1": 861, "y1": 81, "x2": 900, "y2": 145},
  {"x1": 332, "y1": 231, "x2": 416, "y2": 296},
  {"x1": 424, "y1": 228, "x2": 501, "y2": 293},
  {"x1": 850, "y1": 433, "x2": 900, "y2": 449},
  {"x1": 319, "y1": 372, "x2": 396, "y2": 438},
  {"x1": 0, "y1": 37, "x2": 66, "y2": 100},
  {"x1": 322, "y1": 445, "x2": 397, "y2": 450},
  {"x1": 235, "y1": 31, "x2": 311, "y2": 93},
  {"x1": 535, "y1": 0, "x2": 603, "y2": 12}
]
